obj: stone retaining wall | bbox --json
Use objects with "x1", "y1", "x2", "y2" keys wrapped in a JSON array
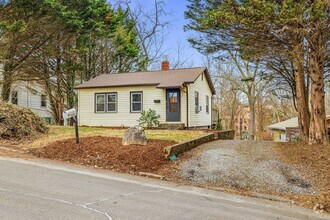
[
  {"x1": 217, "y1": 130, "x2": 235, "y2": 140},
  {"x1": 164, "y1": 129, "x2": 235, "y2": 159},
  {"x1": 164, "y1": 133, "x2": 215, "y2": 159}
]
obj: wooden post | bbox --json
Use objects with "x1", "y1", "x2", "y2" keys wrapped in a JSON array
[{"x1": 74, "y1": 115, "x2": 79, "y2": 144}]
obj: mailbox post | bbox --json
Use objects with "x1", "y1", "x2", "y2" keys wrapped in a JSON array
[{"x1": 63, "y1": 108, "x2": 79, "y2": 144}]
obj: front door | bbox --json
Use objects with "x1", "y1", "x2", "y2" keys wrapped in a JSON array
[{"x1": 166, "y1": 89, "x2": 180, "y2": 122}]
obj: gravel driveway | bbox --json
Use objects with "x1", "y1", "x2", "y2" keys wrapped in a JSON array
[{"x1": 179, "y1": 140, "x2": 314, "y2": 194}]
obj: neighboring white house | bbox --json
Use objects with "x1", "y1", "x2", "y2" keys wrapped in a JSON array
[
  {"x1": 9, "y1": 81, "x2": 52, "y2": 122},
  {"x1": 75, "y1": 61, "x2": 216, "y2": 128},
  {"x1": 0, "y1": 67, "x2": 52, "y2": 122}
]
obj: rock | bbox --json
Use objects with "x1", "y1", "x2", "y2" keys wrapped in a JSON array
[
  {"x1": 122, "y1": 126, "x2": 147, "y2": 145},
  {"x1": 313, "y1": 203, "x2": 324, "y2": 212}
]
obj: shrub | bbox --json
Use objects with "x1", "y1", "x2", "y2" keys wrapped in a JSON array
[
  {"x1": 291, "y1": 135, "x2": 301, "y2": 142},
  {"x1": 213, "y1": 118, "x2": 223, "y2": 130},
  {"x1": 138, "y1": 109, "x2": 160, "y2": 129},
  {"x1": 0, "y1": 102, "x2": 48, "y2": 139}
]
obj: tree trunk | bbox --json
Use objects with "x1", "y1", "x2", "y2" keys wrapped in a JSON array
[
  {"x1": 308, "y1": 35, "x2": 328, "y2": 144},
  {"x1": 248, "y1": 99, "x2": 255, "y2": 140},
  {"x1": 229, "y1": 95, "x2": 237, "y2": 130},
  {"x1": 1, "y1": 45, "x2": 16, "y2": 102},
  {"x1": 1, "y1": 67, "x2": 13, "y2": 102},
  {"x1": 292, "y1": 50, "x2": 310, "y2": 141}
]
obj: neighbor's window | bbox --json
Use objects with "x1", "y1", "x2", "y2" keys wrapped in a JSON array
[
  {"x1": 107, "y1": 93, "x2": 117, "y2": 112},
  {"x1": 41, "y1": 94, "x2": 47, "y2": 107},
  {"x1": 206, "y1": 95, "x2": 209, "y2": 114},
  {"x1": 96, "y1": 94, "x2": 105, "y2": 112},
  {"x1": 131, "y1": 92, "x2": 142, "y2": 112},
  {"x1": 195, "y1": 91, "x2": 199, "y2": 113},
  {"x1": 11, "y1": 91, "x2": 18, "y2": 105}
]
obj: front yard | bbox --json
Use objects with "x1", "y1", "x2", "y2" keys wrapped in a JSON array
[
  {"x1": 29, "y1": 126, "x2": 207, "y2": 148},
  {"x1": 0, "y1": 126, "x2": 208, "y2": 168}
]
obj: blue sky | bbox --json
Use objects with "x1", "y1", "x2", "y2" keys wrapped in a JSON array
[
  {"x1": 161, "y1": 0, "x2": 203, "y2": 66},
  {"x1": 111, "y1": 0, "x2": 204, "y2": 67}
]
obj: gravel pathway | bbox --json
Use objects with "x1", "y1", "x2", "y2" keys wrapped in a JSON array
[{"x1": 180, "y1": 140, "x2": 314, "y2": 194}]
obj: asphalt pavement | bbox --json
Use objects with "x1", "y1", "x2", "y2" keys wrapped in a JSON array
[{"x1": 0, "y1": 157, "x2": 329, "y2": 220}]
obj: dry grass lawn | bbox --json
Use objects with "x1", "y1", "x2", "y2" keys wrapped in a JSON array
[{"x1": 26, "y1": 126, "x2": 209, "y2": 149}]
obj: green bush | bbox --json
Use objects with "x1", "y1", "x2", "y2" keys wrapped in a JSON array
[
  {"x1": 138, "y1": 109, "x2": 160, "y2": 129},
  {"x1": 213, "y1": 118, "x2": 223, "y2": 130},
  {"x1": 0, "y1": 102, "x2": 48, "y2": 139},
  {"x1": 291, "y1": 135, "x2": 301, "y2": 142}
]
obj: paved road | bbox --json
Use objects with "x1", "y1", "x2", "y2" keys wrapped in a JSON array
[{"x1": 0, "y1": 157, "x2": 328, "y2": 220}]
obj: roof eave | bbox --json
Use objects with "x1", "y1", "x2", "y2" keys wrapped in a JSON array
[
  {"x1": 268, "y1": 127, "x2": 286, "y2": 131},
  {"x1": 192, "y1": 67, "x2": 216, "y2": 95},
  {"x1": 75, "y1": 83, "x2": 160, "y2": 89}
]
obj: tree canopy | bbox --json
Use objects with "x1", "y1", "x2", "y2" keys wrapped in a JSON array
[{"x1": 185, "y1": 0, "x2": 330, "y2": 144}]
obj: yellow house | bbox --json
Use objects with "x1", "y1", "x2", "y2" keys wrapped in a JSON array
[
  {"x1": 269, "y1": 116, "x2": 330, "y2": 142},
  {"x1": 75, "y1": 61, "x2": 216, "y2": 129},
  {"x1": 268, "y1": 117, "x2": 299, "y2": 142}
]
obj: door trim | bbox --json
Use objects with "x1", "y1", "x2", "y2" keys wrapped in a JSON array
[{"x1": 166, "y1": 89, "x2": 181, "y2": 122}]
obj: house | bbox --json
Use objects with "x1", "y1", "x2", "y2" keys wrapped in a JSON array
[
  {"x1": 75, "y1": 61, "x2": 216, "y2": 129},
  {"x1": 0, "y1": 69, "x2": 52, "y2": 123},
  {"x1": 234, "y1": 106, "x2": 250, "y2": 139},
  {"x1": 268, "y1": 117, "x2": 299, "y2": 142},
  {"x1": 268, "y1": 116, "x2": 330, "y2": 142}
]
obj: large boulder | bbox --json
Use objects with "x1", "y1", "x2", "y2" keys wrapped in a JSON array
[{"x1": 122, "y1": 126, "x2": 147, "y2": 145}]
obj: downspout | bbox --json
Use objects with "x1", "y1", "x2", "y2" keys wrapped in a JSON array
[{"x1": 182, "y1": 85, "x2": 189, "y2": 128}]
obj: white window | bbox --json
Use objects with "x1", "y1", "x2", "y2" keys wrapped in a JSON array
[
  {"x1": 107, "y1": 93, "x2": 117, "y2": 112},
  {"x1": 11, "y1": 91, "x2": 18, "y2": 105},
  {"x1": 131, "y1": 92, "x2": 142, "y2": 112},
  {"x1": 41, "y1": 94, "x2": 47, "y2": 107},
  {"x1": 95, "y1": 93, "x2": 118, "y2": 113},
  {"x1": 206, "y1": 95, "x2": 209, "y2": 114},
  {"x1": 195, "y1": 91, "x2": 199, "y2": 113},
  {"x1": 95, "y1": 94, "x2": 105, "y2": 112}
]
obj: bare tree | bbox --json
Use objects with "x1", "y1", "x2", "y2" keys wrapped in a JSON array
[
  {"x1": 206, "y1": 58, "x2": 243, "y2": 131},
  {"x1": 220, "y1": 52, "x2": 272, "y2": 140},
  {"x1": 158, "y1": 40, "x2": 194, "y2": 69},
  {"x1": 122, "y1": 0, "x2": 171, "y2": 70}
]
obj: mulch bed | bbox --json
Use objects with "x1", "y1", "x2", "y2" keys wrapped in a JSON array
[
  {"x1": 31, "y1": 136, "x2": 176, "y2": 173},
  {"x1": 275, "y1": 142, "x2": 330, "y2": 213}
]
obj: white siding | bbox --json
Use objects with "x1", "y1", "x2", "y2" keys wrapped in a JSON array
[
  {"x1": 0, "y1": 68, "x2": 51, "y2": 119},
  {"x1": 78, "y1": 86, "x2": 187, "y2": 127},
  {"x1": 188, "y1": 72, "x2": 213, "y2": 127},
  {"x1": 8, "y1": 81, "x2": 52, "y2": 118}
]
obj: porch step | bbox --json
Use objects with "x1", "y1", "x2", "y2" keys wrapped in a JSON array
[{"x1": 158, "y1": 123, "x2": 185, "y2": 130}]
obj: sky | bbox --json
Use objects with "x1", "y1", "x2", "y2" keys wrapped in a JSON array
[
  {"x1": 111, "y1": 0, "x2": 205, "y2": 68},
  {"x1": 160, "y1": 0, "x2": 204, "y2": 66}
]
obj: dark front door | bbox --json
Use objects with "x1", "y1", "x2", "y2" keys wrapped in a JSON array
[{"x1": 166, "y1": 89, "x2": 180, "y2": 122}]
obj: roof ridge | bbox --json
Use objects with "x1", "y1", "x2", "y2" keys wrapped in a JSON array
[{"x1": 106, "y1": 66, "x2": 206, "y2": 75}]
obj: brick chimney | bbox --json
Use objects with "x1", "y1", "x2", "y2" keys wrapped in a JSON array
[{"x1": 161, "y1": 60, "x2": 169, "y2": 71}]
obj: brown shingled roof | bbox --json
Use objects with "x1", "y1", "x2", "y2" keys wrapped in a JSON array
[{"x1": 75, "y1": 67, "x2": 216, "y2": 94}]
